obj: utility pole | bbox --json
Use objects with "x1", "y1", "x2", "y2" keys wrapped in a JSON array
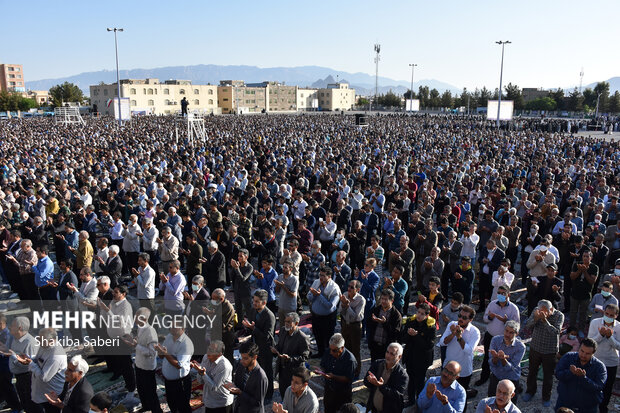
[
  {"x1": 495, "y1": 40, "x2": 511, "y2": 130},
  {"x1": 579, "y1": 67, "x2": 584, "y2": 94},
  {"x1": 409, "y1": 63, "x2": 417, "y2": 111},
  {"x1": 374, "y1": 43, "x2": 381, "y2": 111},
  {"x1": 107, "y1": 27, "x2": 124, "y2": 127}
]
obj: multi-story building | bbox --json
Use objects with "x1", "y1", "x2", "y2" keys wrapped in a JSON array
[
  {"x1": 317, "y1": 83, "x2": 355, "y2": 111},
  {"x1": 297, "y1": 88, "x2": 319, "y2": 111},
  {"x1": 251, "y1": 82, "x2": 297, "y2": 112},
  {"x1": 89, "y1": 78, "x2": 219, "y2": 115},
  {"x1": 522, "y1": 88, "x2": 549, "y2": 103},
  {"x1": 0, "y1": 64, "x2": 25, "y2": 92},
  {"x1": 25, "y1": 90, "x2": 50, "y2": 106},
  {"x1": 218, "y1": 80, "x2": 267, "y2": 114}
]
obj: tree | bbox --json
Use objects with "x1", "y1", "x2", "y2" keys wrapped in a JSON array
[
  {"x1": 49, "y1": 82, "x2": 84, "y2": 107},
  {"x1": 583, "y1": 88, "x2": 597, "y2": 109},
  {"x1": 377, "y1": 91, "x2": 401, "y2": 108},
  {"x1": 479, "y1": 87, "x2": 492, "y2": 107},
  {"x1": 357, "y1": 97, "x2": 369, "y2": 106},
  {"x1": 594, "y1": 82, "x2": 610, "y2": 112},
  {"x1": 548, "y1": 88, "x2": 565, "y2": 111},
  {"x1": 526, "y1": 97, "x2": 557, "y2": 111},
  {"x1": 566, "y1": 88, "x2": 584, "y2": 112},
  {"x1": 504, "y1": 83, "x2": 524, "y2": 110},
  {"x1": 609, "y1": 91, "x2": 620, "y2": 114},
  {"x1": 428, "y1": 88, "x2": 440, "y2": 107},
  {"x1": 418, "y1": 86, "x2": 429, "y2": 107},
  {"x1": 0, "y1": 91, "x2": 38, "y2": 111},
  {"x1": 403, "y1": 89, "x2": 416, "y2": 100},
  {"x1": 440, "y1": 90, "x2": 453, "y2": 108}
]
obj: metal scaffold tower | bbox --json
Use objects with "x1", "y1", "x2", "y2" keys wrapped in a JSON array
[
  {"x1": 175, "y1": 112, "x2": 207, "y2": 145},
  {"x1": 54, "y1": 107, "x2": 86, "y2": 125}
]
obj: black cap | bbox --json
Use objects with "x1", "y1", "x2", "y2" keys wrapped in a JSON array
[
  {"x1": 546, "y1": 263, "x2": 558, "y2": 271},
  {"x1": 615, "y1": 258, "x2": 620, "y2": 266}
]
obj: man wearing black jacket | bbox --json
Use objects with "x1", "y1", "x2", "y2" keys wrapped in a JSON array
[
  {"x1": 367, "y1": 289, "x2": 402, "y2": 362},
  {"x1": 527, "y1": 263, "x2": 563, "y2": 314},
  {"x1": 242, "y1": 289, "x2": 276, "y2": 401},
  {"x1": 363, "y1": 342, "x2": 408, "y2": 413},
  {"x1": 44, "y1": 355, "x2": 94, "y2": 413},
  {"x1": 271, "y1": 312, "x2": 310, "y2": 398},
  {"x1": 202, "y1": 241, "x2": 226, "y2": 293},
  {"x1": 228, "y1": 341, "x2": 268, "y2": 413}
]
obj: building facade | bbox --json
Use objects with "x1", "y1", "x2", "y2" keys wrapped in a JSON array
[
  {"x1": 317, "y1": 83, "x2": 355, "y2": 111},
  {"x1": 90, "y1": 78, "x2": 219, "y2": 115},
  {"x1": 0, "y1": 64, "x2": 25, "y2": 92},
  {"x1": 297, "y1": 88, "x2": 319, "y2": 111},
  {"x1": 218, "y1": 81, "x2": 268, "y2": 114},
  {"x1": 522, "y1": 88, "x2": 549, "y2": 103}
]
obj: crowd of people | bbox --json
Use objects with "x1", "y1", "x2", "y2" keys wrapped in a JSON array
[{"x1": 0, "y1": 113, "x2": 619, "y2": 413}]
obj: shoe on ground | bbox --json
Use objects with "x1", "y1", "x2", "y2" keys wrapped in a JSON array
[
  {"x1": 542, "y1": 400, "x2": 551, "y2": 407},
  {"x1": 522, "y1": 393, "x2": 533, "y2": 402}
]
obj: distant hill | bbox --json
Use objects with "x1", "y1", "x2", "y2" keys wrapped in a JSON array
[
  {"x1": 26, "y1": 64, "x2": 462, "y2": 96},
  {"x1": 584, "y1": 77, "x2": 620, "y2": 93}
]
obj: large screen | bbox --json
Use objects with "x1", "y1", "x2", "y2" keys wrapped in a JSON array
[{"x1": 486, "y1": 100, "x2": 513, "y2": 120}]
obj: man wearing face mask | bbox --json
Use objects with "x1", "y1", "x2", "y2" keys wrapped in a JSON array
[
  {"x1": 527, "y1": 263, "x2": 563, "y2": 314},
  {"x1": 570, "y1": 250, "x2": 599, "y2": 336},
  {"x1": 589, "y1": 281, "x2": 618, "y2": 320},
  {"x1": 271, "y1": 313, "x2": 310, "y2": 399},
  {"x1": 182, "y1": 275, "x2": 210, "y2": 359},
  {"x1": 587, "y1": 303, "x2": 620, "y2": 413},
  {"x1": 601, "y1": 258, "x2": 620, "y2": 303},
  {"x1": 477, "y1": 286, "x2": 520, "y2": 387},
  {"x1": 453, "y1": 257, "x2": 475, "y2": 305}
]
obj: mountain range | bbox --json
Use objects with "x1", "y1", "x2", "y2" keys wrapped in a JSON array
[{"x1": 25, "y1": 64, "x2": 462, "y2": 96}]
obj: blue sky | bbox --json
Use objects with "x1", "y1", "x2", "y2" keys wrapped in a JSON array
[{"x1": 2, "y1": 0, "x2": 619, "y2": 90}]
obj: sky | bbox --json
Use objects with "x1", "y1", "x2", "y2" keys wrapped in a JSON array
[{"x1": 2, "y1": 0, "x2": 619, "y2": 91}]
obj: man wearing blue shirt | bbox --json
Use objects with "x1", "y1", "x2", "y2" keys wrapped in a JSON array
[
  {"x1": 476, "y1": 379, "x2": 521, "y2": 413},
  {"x1": 555, "y1": 338, "x2": 607, "y2": 413},
  {"x1": 307, "y1": 266, "x2": 341, "y2": 358},
  {"x1": 487, "y1": 321, "x2": 525, "y2": 401},
  {"x1": 417, "y1": 360, "x2": 466, "y2": 413},
  {"x1": 33, "y1": 246, "x2": 56, "y2": 302},
  {"x1": 255, "y1": 256, "x2": 278, "y2": 313}
]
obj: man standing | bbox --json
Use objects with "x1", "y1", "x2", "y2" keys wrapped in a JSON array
[
  {"x1": 570, "y1": 250, "x2": 599, "y2": 335},
  {"x1": 363, "y1": 342, "x2": 408, "y2": 413},
  {"x1": 159, "y1": 260, "x2": 186, "y2": 315},
  {"x1": 555, "y1": 338, "x2": 607, "y2": 413},
  {"x1": 275, "y1": 262, "x2": 299, "y2": 329},
  {"x1": 271, "y1": 313, "x2": 310, "y2": 399},
  {"x1": 486, "y1": 321, "x2": 525, "y2": 400},
  {"x1": 316, "y1": 334, "x2": 356, "y2": 413},
  {"x1": 339, "y1": 280, "x2": 365, "y2": 377},
  {"x1": 307, "y1": 266, "x2": 341, "y2": 358},
  {"x1": 26, "y1": 328, "x2": 67, "y2": 413},
  {"x1": 522, "y1": 299, "x2": 564, "y2": 407},
  {"x1": 158, "y1": 226, "x2": 179, "y2": 272},
  {"x1": 475, "y1": 380, "x2": 520, "y2": 413},
  {"x1": 191, "y1": 340, "x2": 234, "y2": 413},
  {"x1": 477, "y1": 285, "x2": 520, "y2": 386},
  {"x1": 6, "y1": 317, "x2": 38, "y2": 413},
  {"x1": 231, "y1": 249, "x2": 254, "y2": 322},
  {"x1": 76, "y1": 231, "x2": 94, "y2": 273},
  {"x1": 526, "y1": 263, "x2": 563, "y2": 314},
  {"x1": 131, "y1": 253, "x2": 156, "y2": 316},
  {"x1": 227, "y1": 341, "x2": 268, "y2": 413},
  {"x1": 242, "y1": 289, "x2": 276, "y2": 401},
  {"x1": 417, "y1": 361, "x2": 466, "y2": 413},
  {"x1": 587, "y1": 303, "x2": 620, "y2": 413},
  {"x1": 203, "y1": 241, "x2": 226, "y2": 293},
  {"x1": 367, "y1": 289, "x2": 402, "y2": 362},
  {"x1": 156, "y1": 325, "x2": 194, "y2": 413},
  {"x1": 438, "y1": 305, "x2": 480, "y2": 398},
  {"x1": 478, "y1": 239, "x2": 505, "y2": 312}
]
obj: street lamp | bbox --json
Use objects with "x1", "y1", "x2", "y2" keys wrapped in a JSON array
[
  {"x1": 409, "y1": 63, "x2": 417, "y2": 111},
  {"x1": 495, "y1": 40, "x2": 511, "y2": 130},
  {"x1": 107, "y1": 27, "x2": 124, "y2": 127}
]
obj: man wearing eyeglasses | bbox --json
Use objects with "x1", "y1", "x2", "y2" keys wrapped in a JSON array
[
  {"x1": 363, "y1": 342, "x2": 408, "y2": 413},
  {"x1": 438, "y1": 305, "x2": 480, "y2": 399},
  {"x1": 417, "y1": 361, "x2": 466, "y2": 413},
  {"x1": 314, "y1": 333, "x2": 356, "y2": 413}
]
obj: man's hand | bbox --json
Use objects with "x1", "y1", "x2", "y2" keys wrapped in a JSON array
[
  {"x1": 154, "y1": 343, "x2": 168, "y2": 356},
  {"x1": 309, "y1": 287, "x2": 320, "y2": 296},
  {"x1": 223, "y1": 382, "x2": 242, "y2": 395},
  {"x1": 159, "y1": 272, "x2": 169, "y2": 283},
  {"x1": 15, "y1": 354, "x2": 32, "y2": 365},
  {"x1": 487, "y1": 312, "x2": 496, "y2": 320},
  {"x1": 366, "y1": 371, "x2": 384, "y2": 386},
  {"x1": 407, "y1": 328, "x2": 418, "y2": 336},
  {"x1": 131, "y1": 267, "x2": 139, "y2": 277},
  {"x1": 552, "y1": 284, "x2": 560, "y2": 292},
  {"x1": 426, "y1": 382, "x2": 436, "y2": 399},
  {"x1": 435, "y1": 390, "x2": 449, "y2": 405},
  {"x1": 44, "y1": 391, "x2": 63, "y2": 408},
  {"x1": 190, "y1": 360, "x2": 206, "y2": 375},
  {"x1": 272, "y1": 402, "x2": 287, "y2": 413},
  {"x1": 242, "y1": 318, "x2": 256, "y2": 330}
]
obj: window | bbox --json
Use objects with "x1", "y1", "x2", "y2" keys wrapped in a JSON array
[
  {"x1": 223, "y1": 98, "x2": 229, "y2": 102},
  {"x1": 164, "y1": 99, "x2": 171, "y2": 105},
  {"x1": 148, "y1": 89, "x2": 154, "y2": 95},
  {"x1": 164, "y1": 88, "x2": 169, "y2": 95},
  {"x1": 130, "y1": 100, "x2": 136, "y2": 106},
  {"x1": 130, "y1": 88, "x2": 136, "y2": 95},
  {"x1": 222, "y1": 88, "x2": 228, "y2": 92},
  {"x1": 143, "y1": 88, "x2": 146, "y2": 94},
  {"x1": 9, "y1": 74, "x2": 15, "y2": 78},
  {"x1": 9, "y1": 82, "x2": 15, "y2": 86},
  {"x1": 8, "y1": 67, "x2": 14, "y2": 71},
  {"x1": 193, "y1": 99, "x2": 199, "y2": 105},
  {"x1": 194, "y1": 89, "x2": 199, "y2": 94},
  {"x1": 179, "y1": 89, "x2": 185, "y2": 95},
  {"x1": 208, "y1": 89, "x2": 213, "y2": 95},
  {"x1": 93, "y1": 89, "x2": 99, "y2": 96},
  {"x1": 208, "y1": 99, "x2": 213, "y2": 104},
  {"x1": 301, "y1": 94, "x2": 304, "y2": 98},
  {"x1": 104, "y1": 89, "x2": 108, "y2": 96},
  {"x1": 148, "y1": 99, "x2": 154, "y2": 106},
  {"x1": 154, "y1": 89, "x2": 157, "y2": 94}
]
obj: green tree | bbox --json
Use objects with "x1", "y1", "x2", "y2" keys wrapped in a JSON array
[
  {"x1": 583, "y1": 88, "x2": 597, "y2": 109},
  {"x1": 594, "y1": 82, "x2": 610, "y2": 112},
  {"x1": 609, "y1": 91, "x2": 620, "y2": 114},
  {"x1": 49, "y1": 82, "x2": 84, "y2": 107},
  {"x1": 403, "y1": 89, "x2": 416, "y2": 100},
  {"x1": 377, "y1": 91, "x2": 401, "y2": 107},
  {"x1": 428, "y1": 88, "x2": 440, "y2": 107},
  {"x1": 566, "y1": 88, "x2": 584, "y2": 112},
  {"x1": 479, "y1": 87, "x2": 492, "y2": 107},
  {"x1": 357, "y1": 97, "x2": 369, "y2": 106},
  {"x1": 548, "y1": 88, "x2": 565, "y2": 111},
  {"x1": 0, "y1": 91, "x2": 38, "y2": 111},
  {"x1": 418, "y1": 86, "x2": 429, "y2": 107},
  {"x1": 440, "y1": 90, "x2": 453, "y2": 108},
  {"x1": 504, "y1": 83, "x2": 524, "y2": 110},
  {"x1": 526, "y1": 97, "x2": 557, "y2": 111}
]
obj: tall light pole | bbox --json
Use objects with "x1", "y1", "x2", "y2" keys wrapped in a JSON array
[
  {"x1": 409, "y1": 63, "x2": 417, "y2": 111},
  {"x1": 495, "y1": 40, "x2": 511, "y2": 130},
  {"x1": 107, "y1": 27, "x2": 124, "y2": 127},
  {"x1": 374, "y1": 43, "x2": 381, "y2": 110}
]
